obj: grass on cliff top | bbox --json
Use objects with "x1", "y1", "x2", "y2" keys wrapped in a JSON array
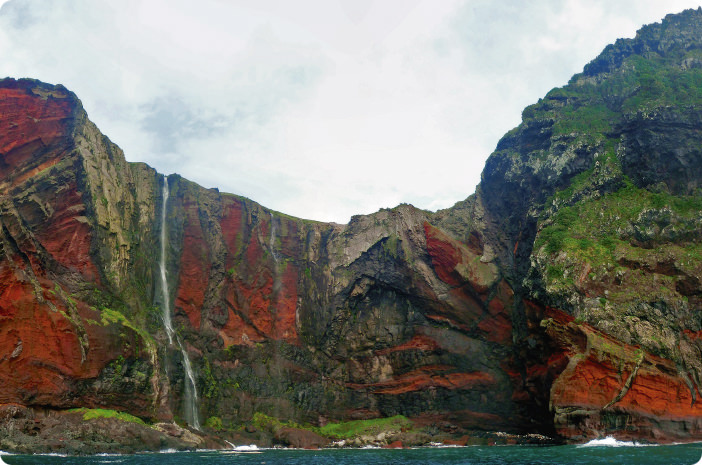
[
  {"x1": 522, "y1": 50, "x2": 702, "y2": 139},
  {"x1": 251, "y1": 412, "x2": 413, "y2": 440},
  {"x1": 70, "y1": 408, "x2": 147, "y2": 426}
]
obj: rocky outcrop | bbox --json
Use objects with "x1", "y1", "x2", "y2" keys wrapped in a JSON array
[
  {"x1": 502, "y1": 8, "x2": 702, "y2": 441},
  {"x1": 0, "y1": 404, "x2": 212, "y2": 454},
  {"x1": 1, "y1": 8, "x2": 702, "y2": 453}
]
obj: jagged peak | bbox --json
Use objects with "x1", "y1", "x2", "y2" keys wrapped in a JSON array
[{"x1": 582, "y1": 7, "x2": 702, "y2": 77}]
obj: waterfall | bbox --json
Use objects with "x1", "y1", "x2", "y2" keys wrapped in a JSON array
[
  {"x1": 179, "y1": 337, "x2": 201, "y2": 430},
  {"x1": 269, "y1": 212, "x2": 279, "y2": 264},
  {"x1": 160, "y1": 178, "x2": 175, "y2": 344},
  {"x1": 158, "y1": 175, "x2": 201, "y2": 430},
  {"x1": 269, "y1": 212, "x2": 281, "y2": 297}
]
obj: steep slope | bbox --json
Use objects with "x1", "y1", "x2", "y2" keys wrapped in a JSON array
[
  {"x1": 1, "y1": 8, "x2": 702, "y2": 452},
  {"x1": 435, "y1": 7, "x2": 702, "y2": 441},
  {"x1": 0, "y1": 79, "x2": 160, "y2": 415},
  {"x1": 0, "y1": 78, "x2": 531, "y2": 448},
  {"x1": 164, "y1": 178, "x2": 526, "y2": 434}
]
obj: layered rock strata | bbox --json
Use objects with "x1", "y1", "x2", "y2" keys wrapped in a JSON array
[{"x1": 0, "y1": 8, "x2": 702, "y2": 451}]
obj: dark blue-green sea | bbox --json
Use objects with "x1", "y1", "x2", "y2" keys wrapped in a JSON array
[{"x1": 3, "y1": 439, "x2": 702, "y2": 465}]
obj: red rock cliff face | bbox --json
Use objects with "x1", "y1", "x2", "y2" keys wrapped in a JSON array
[
  {"x1": 536, "y1": 305, "x2": 702, "y2": 441},
  {"x1": 159, "y1": 190, "x2": 540, "y2": 433},
  {"x1": 2, "y1": 51, "x2": 702, "y2": 446},
  {"x1": 0, "y1": 79, "x2": 160, "y2": 418}
]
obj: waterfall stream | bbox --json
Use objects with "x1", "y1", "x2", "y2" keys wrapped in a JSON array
[
  {"x1": 269, "y1": 212, "x2": 279, "y2": 265},
  {"x1": 179, "y1": 337, "x2": 201, "y2": 430},
  {"x1": 159, "y1": 176, "x2": 201, "y2": 430},
  {"x1": 269, "y1": 212, "x2": 281, "y2": 296},
  {"x1": 159, "y1": 179, "x2": 174, "y2": 345}
]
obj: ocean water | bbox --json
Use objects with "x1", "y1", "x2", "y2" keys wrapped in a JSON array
[{"x1": 2, "y1": 440, "x2": 702, "y2": 465}]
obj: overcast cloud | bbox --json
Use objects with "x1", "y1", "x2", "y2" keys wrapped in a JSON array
[{"x1": 0, "y1": 0, "x2": 700, "y2": 222}]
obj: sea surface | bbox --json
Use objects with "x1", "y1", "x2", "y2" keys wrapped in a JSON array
[{"x1": 2, "y1": 439, "x2": 702, "y2": 465}]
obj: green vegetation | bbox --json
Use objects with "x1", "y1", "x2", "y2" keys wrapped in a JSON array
[
  {"x1": 318, "y1": 415, "x2": 412, "y2": 439},
  {"x1": 201, "y1": 357, "x2": 218, "y2": 399},
  {"x1": 94, "y1": 302, "x2": 157, "y2": 363},
  {"x1": 380, "y1": 234, "x2": 402, "y2": 259},
  {"x1": 616, "y1": 54, "x2": 702, "y2": 111},
  {"x1": 536, "y1": 164, "x2": 702, "y2": 312},
  {"x1": 205, "y1": 416, "x2": 223, "y2": 430},
  {"x1": 545, "y1": 264, "x2": 568, "y2": 284},
  {"x1": 252, "y1": 412, "x2": 307, "y2": 433},
  {"x1": 100, "y1": 307, "x2": 153, "y2": 348},
  {"x1": 71, "y1": 408, "x2": 147, "y2": 426},
  {"x1": 250, "y1": 412, "x2": 413, "y2": 440},
  {"x1": 554, "y1": 101, "x2": 616, "y2": 135},
  {"x1": 532, "y1": 55, "x2": 702, "y2": 303},
  {"x1": 81, "y1": 287, "x2": 150, "y2": 331},
  {"x1": 538, "y1": 178, "x2": 702, "y2": 269},
  {"x1": 522, "y1": 47, "x2": 702, "y2": 143},
  {"x1": 550, "y1": 150, "x2": 621, "y2": 205},
  {"x1": 109, "y1": 355, "x2": 126, "y2": 380},
  {"x1": 587, "y1": 331, "x2": 643, "y2": 364}
]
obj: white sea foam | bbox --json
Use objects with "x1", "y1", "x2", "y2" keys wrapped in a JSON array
[
  {"x1": 94, "y1": 453, "x2": 126, "y2": 463},
  {"x1": 233, "y1": 444, "x2": 259, "y2": 451},
  {"x1": 426, "y1": 443, "x2": 465, "y2": 448},
  {"x1": 219, "y1": 442, "x2": 263, "y2": 454},
  {"x1": 223, "y1": 440, "x2": 260, "y2": 451},
  {"x1": 578, "y1": 436, "x2": 652, "y2": 447}
]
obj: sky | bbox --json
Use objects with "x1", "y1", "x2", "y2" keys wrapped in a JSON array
[{"x1": 0, "y1": 1, "x2": 700, "y2": 223}]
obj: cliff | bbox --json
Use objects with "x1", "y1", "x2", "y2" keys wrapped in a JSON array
[{"x1": 0, "y1": 8, "x2": 701, "y2": 453}]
